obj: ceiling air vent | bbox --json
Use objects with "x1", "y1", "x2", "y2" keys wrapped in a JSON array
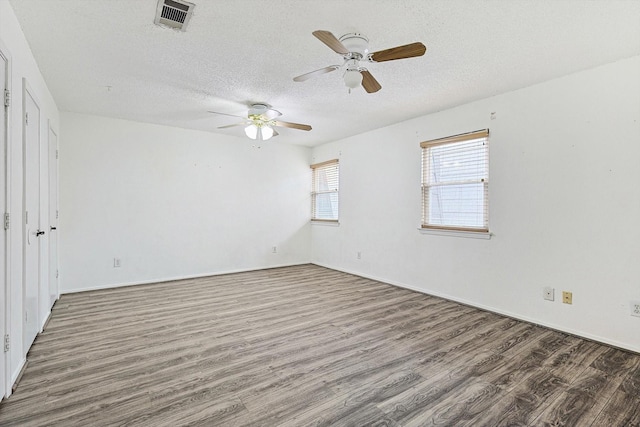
[{"x1": 154, "y1": 0, "x2": 195, "y2": 31}]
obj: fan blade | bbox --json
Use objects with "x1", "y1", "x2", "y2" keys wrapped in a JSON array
[
  {"x1": 312, "y1": 30, "x2": 349, "y2": 55},
  {"x1": 361, "y1": 70, "x2": 382, "y2": 93},
  {"x1": 209, "y1": 111, "x2": 247, "y2": 119},
  {"x1": 369, "y1": 42, "x2": 426, "y2": 62},
  {"x1": 264, "y1": 109, "x2": 282, "y2": 120},
  {"x1": 218, "y1": 122, "x2": 245, "y2": 129},
  {"x1": 293, "y1": 66, "x2": 339, "y2": 82},
  {"x1": 274, "y1": 120, "x2": 312, "y2": 131}
]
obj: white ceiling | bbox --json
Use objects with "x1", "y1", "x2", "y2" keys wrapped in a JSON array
[{"x1": 8, "y1": 0, "x2": 640, "y2": 147}]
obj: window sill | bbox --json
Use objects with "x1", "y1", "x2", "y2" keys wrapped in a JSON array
[
  {"x1": 418, "y1": 227, "x2": 492, "y2": 240},
  {"x1": 311, "y1": 220, "x2": 340, "y2": 227}
]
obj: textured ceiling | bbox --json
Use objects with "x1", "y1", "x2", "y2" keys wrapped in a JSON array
[{"x1": 8, "y1": 0, "x2": 640, "y2": 146}]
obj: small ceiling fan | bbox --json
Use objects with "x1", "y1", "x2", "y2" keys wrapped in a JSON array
[
  {"x1": 294, "y1": 30, "x2": 426, "y2": 93},
  {"x1": 209, "y1": 103, "x2": 312, "y2": 141}
]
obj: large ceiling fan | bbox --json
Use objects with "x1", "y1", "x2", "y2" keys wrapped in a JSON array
[
  {"x1": 294, "y1": 30, "x2": 427, "y2": 93},
  {"x1": 209, "y1": 103, "x2": 312, "y2": 141}
]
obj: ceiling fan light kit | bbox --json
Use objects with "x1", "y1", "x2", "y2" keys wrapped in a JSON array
[
  {"x1": 344, "y1": 68, "x2": 363, "y2": 89},
  {"x1": 244, "y1": 123, "x2": 274, "y2": 141}
]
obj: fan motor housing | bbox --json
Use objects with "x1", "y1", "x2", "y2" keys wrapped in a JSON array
[
  {"x1": 248, "y1": 103, "x2": 269, "y2": 116},
  {"x1": 339, "y1": 33, "x2": 369, "y2": 56}
]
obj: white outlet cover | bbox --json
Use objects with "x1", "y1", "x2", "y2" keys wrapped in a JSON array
[
  {"x1": 631, "y1": 301, "x2": 640, "y2": 317},
  {"x1": 543, "y1": 287, "x2": 554, "y2": 301}
]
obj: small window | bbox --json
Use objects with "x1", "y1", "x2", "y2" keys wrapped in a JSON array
[
  {"x1": 421, "y1": 129, "x2": 489, "y2": 232},
  {"x1": 311, "y1": 159, "x2": 339, "y2": 222}
]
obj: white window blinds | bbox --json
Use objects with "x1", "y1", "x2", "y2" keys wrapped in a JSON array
[
  {"x1": 311, "y1": 159, "x2": 339, "y2": 221},
  {"x1": 421, "y1": 130, "x2": 489, "y2": 232}
]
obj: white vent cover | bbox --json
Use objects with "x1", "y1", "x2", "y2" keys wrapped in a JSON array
[{"x1": 154, "y1": 0, "x2": 195, "y2": 31}]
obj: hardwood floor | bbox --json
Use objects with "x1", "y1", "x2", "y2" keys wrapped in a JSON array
[{"x1": 1, "y1": 264, "x2": 639, "y2": 426}]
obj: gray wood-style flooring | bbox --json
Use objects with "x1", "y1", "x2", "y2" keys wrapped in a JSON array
[{"x1": 1, "y1": 264, "x2": 639, "y2": 426}]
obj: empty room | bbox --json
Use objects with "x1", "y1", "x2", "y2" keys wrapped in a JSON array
[{"x1": 1, "y1": 0, "x2": 639, "y2": 425}]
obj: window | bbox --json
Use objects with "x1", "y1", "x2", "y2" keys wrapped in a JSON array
[
  {"x1": 421, "y1": 129, "x2": 489, "y2": 232},
  {"x1": 311, "y1": 159, "x2": 339, "y2": 222}
]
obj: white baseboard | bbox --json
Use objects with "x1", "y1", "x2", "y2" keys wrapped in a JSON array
[
  {"x1": 61, "y1": 262, "x2": 311, "y2": 294},
  {"x1": 9, "y1": 357, "x2": 27, "y2": 396},
  {"x1": 312, "y1": 263, "x2": 640, "y2": 354},
  {"x1": 39, "y1": 309, "x2": 52, "y2": 332}
]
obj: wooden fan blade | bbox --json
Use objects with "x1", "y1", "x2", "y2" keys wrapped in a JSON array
[
  {"x1": 370, "y1": 42, "x2": 426, "y2": 62},
  {"x1": 312, "y1": 30, "x2": 349, "y2": 55},
  {"x1": 293, "y1": 66, "x2": 339, "y2": 82},
  {"x1": 218, "y1": 122, "x2": 245, "y2": 129},
  {"x1": 208, "y1": 111, "x2": 247, "y2": 119},
  {"x1": 361, "y1": 70, "x2": 382, "y2": 93},
  {"x1": 274, "y1": 120, "x2": 312, "y2": 131}
]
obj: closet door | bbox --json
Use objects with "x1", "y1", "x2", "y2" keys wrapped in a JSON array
[
  {"x1": 48, "y1": 125, "x2": 58, "y2": 307},
  {"x1": 23, "y1": 82, "x2": 41, "y2": 354}
]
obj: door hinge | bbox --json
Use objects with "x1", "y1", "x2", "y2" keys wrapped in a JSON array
[
  {"x1": 3, "y1": 89, "x2": 9, "y2": 107},
  {"x1": 25, "y1": 112, "x2": 29, "y2": 125},
  {"x1": 56, "y1": 269, "x2": 59, "y2": 279},
  {"x1": 56, "y1": 210, "x2": 59, "y2": 219},
  {"x1": 25, "y1": 210, "x2": 28, "y2": 225},
  {"x1": 4, "y1": 212, "x2": 9, "y2": 230},
  {"x1": 3, "y1": 334, "x2": 9, "y2": 352},
  {"x1": 56, "y1": 149, "x2": 59, "y2": 159}
]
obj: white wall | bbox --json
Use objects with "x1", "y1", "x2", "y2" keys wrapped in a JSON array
[
  {"x1": 59, "y1": 112, "x2": 311, "y2": 292},
  {"x1": 1, "y1": 0, "x2": 60, "y2": 392},
  {"x1": 311, "y1": 55, "x2": 640, "y2": 353}
]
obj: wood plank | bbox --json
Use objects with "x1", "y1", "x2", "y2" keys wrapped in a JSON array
[
  {"x1": 592, "y1": 389, "x2": 640, "y2": 426},
  {"x1": 531, "y1": 366, "x2": 624, "y2": 426}
]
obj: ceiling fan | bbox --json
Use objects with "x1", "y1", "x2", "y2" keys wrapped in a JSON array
[
  {"x1": 294, "y1": 30, "x2": 426, "y2": 93},
  {"x1": 209, "y1": 103, "x2": 312, "y2": 141}
]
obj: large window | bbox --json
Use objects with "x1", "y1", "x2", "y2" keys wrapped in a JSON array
[
  {"x1": 421, "y1": 129, "x2": 489, "y2": 232},
  {"x1": 311, "y1": 159, "x2": 339, "y2": 222}
]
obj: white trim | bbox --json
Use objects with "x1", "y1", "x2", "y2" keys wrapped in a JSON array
[
  {"x1": 311, "y1": 221, "x2": 340, "y2": 227},
  {"x1": 418, "y1": 227, "x2": 492, "y2": 240},
  {"x1": 0, "y1": 37, "x2": 11, "y2": 400},
  {"x1": 39, "y1": 309, "x2": 51, "y2": 333},
  {"x1": 312, "y1": 262, "x2": 640, "y2": 354},
  {"x1": 61, "y1": 262, "x2": 311, "y2": 294},
  {"x1": 10, "y1": 357, "x2": 25, "y2": 387}
]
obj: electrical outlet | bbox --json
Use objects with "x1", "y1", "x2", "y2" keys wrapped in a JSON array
[
  {"x1": 562, "y1": 291, "x2": 572, "y2": 305},
  {"x1": 357, "y1": 251, "x2": 361, "y2": 260},
  {"x1": 543, "y1": 287, "x2": 554, "y2": 301},
  {"x1": 272, "y1": 246, "x2": 277, "y2": 253},
  {"x1": 113, "y1": 258, "x2": 121, "y2": 268},
  {"x1": 631, "y1": 301, "x2": 640, "y2": 317}
]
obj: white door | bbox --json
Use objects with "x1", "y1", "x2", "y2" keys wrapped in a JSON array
[
  {"x1": 48, "y1": 125, "x2": 58, "y2": 307},
  {"x1": 0, "y1": 42, "x2": 8, "y2": 400},
  {"x1": 23, "y1": 83, "x2": 41, "y2": 354}
]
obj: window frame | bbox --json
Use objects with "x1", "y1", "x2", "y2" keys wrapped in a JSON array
[
  {"x1": 311, "y1": 159, "x2": 339, "y2": 223},
  {"x1": 420, "y1": 129, "x2": 489, "y2": 234}
]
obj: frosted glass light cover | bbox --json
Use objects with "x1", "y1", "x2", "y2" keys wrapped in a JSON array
[
  {"x1": 344, "y1": 70, "x2": 363, "y2": 88},
  {"x1": 244, "y1": 124, "x2": 258, "y2": 139}
]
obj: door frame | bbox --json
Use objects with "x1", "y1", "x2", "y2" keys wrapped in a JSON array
[{"x1": 0, "y1": 38, "x2": 12, "y2": 400}]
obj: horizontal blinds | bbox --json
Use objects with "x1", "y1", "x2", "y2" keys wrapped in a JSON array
[
  {"x1": 311, "y1": 159, "x2": 339, "y2": 221},
  {"x1": 421, "y1": 130, "x2": 489, "y2": 231}
]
